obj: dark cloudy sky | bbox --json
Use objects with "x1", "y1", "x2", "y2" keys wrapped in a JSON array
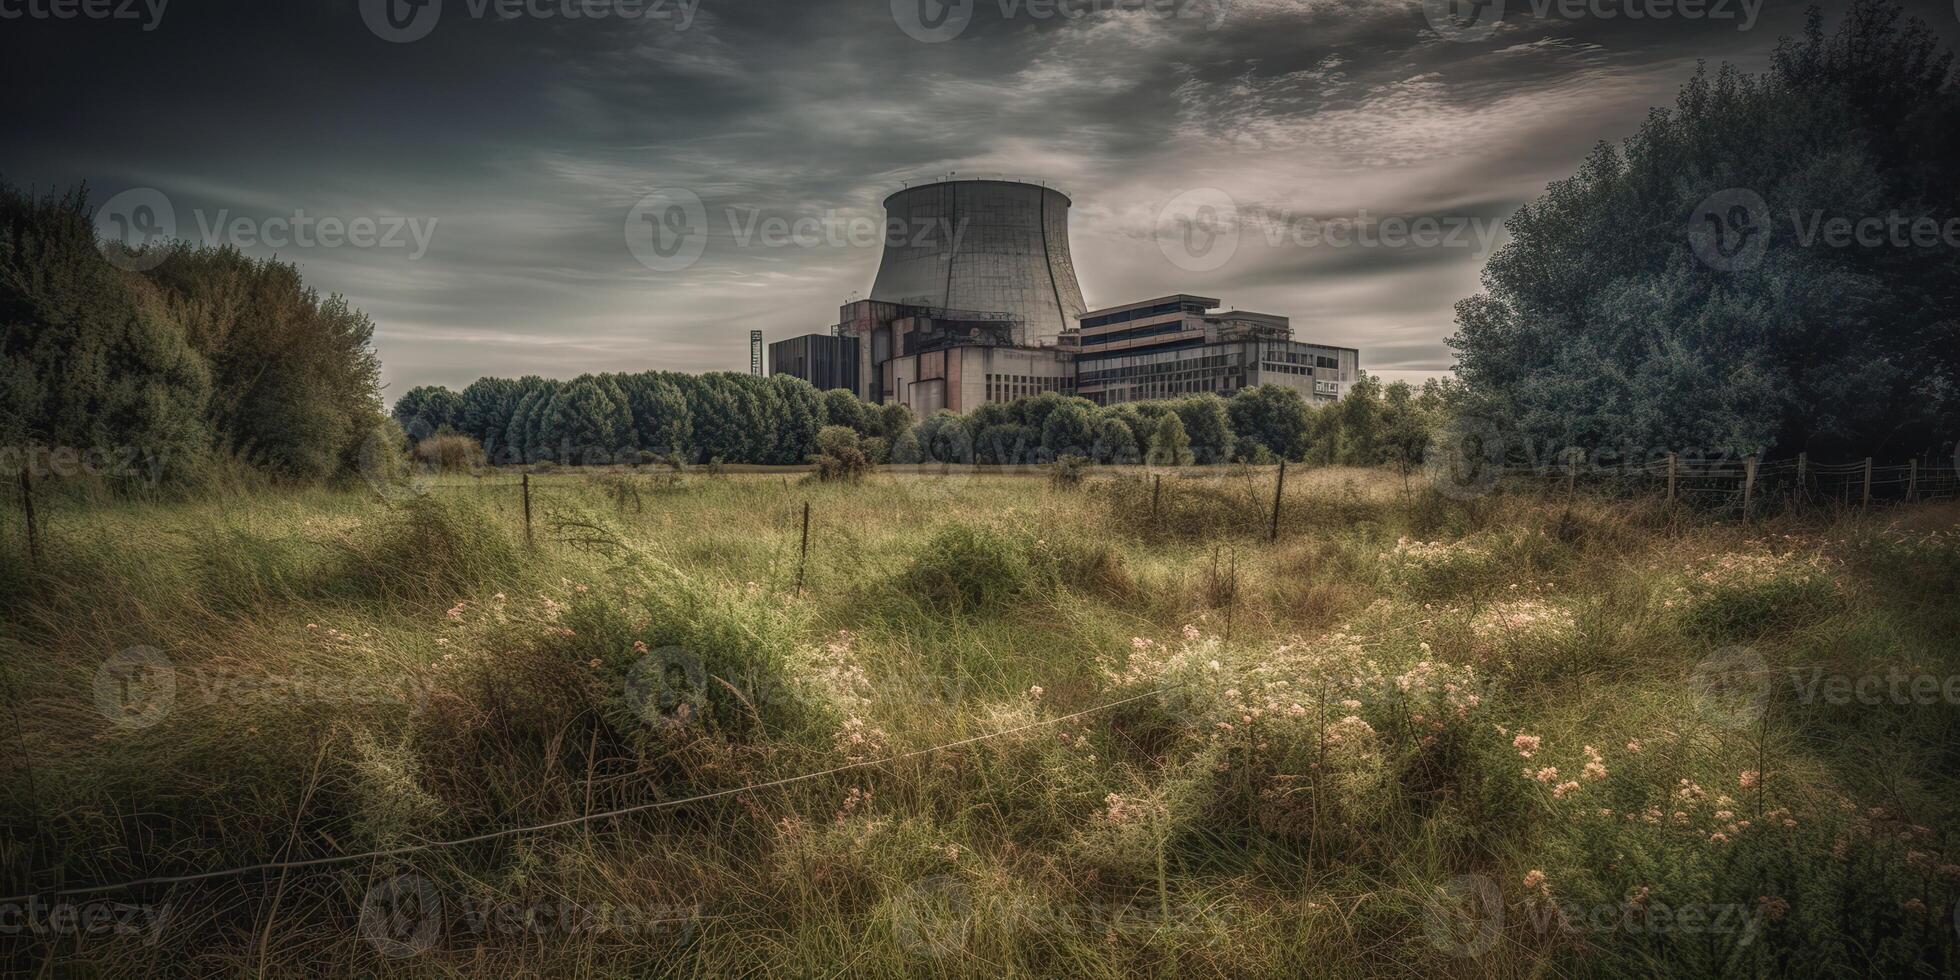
[{"x1": 7, "y1": 0, "x2": 1957, "y2": 400}]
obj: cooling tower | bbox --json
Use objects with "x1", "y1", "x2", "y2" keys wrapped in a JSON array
[{"x1": 869, "y1": 179, "x2": 1087, "y2": 346}]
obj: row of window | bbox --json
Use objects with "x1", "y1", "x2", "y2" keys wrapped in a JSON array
[
  {"x1": 1079, "y1": 300, "x2": 1202, "y2": 330},
  {"x1": 985, "y1": 372, "x2": 1070, "y2": 404},
  {"x1": 1080, "y1": 319, "x2": 1193, "y2": 347}
]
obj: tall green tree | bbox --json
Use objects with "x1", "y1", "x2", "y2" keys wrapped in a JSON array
[
  {"x1": 0, "y1": 185, "x2": 211, "y2": 483},
  {"x1": 1448, "y1": 0, "x2": 1959, "y2": 462}
]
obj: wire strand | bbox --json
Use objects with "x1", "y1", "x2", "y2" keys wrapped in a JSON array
[{"x1": 4, "y1": 684, "x2": 1180, "y2": 903}]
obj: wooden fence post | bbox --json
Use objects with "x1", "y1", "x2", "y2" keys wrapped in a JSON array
[
  {"x1": 1796, "y1": 452, "x2": 1807, "y2": 504},
  {"x1": 1565, "y1": 451, "x2": 1578, "y2": 497},
  {"x1": 18, "y1": 467, "x2": 39, "y2": 566},
  {"x1": 521, "y1": 473, "x2": 534, "y2": 549},
  {"x1": 1742, "y1": 455, "x2": 1758, "y2": 518},
  {"x1": 1269, "y1": 460, "x2": 1286, "y2": 543},
  {"x1": 1907, "y1": 459, "x2": 1918, "y2": 503},
  {"x1": 795, "y1": 501, "x2": 811, "y2": 591},
  {"x1": 1667, "y1": 453, "x2": 1677, "y2": 505},
  {"x1": 1861, "y1": 458, "x2": 1873, "y2": 511},
  {"x1": 1151, "y1": 474, "x2": 1162, "y2": 524}
]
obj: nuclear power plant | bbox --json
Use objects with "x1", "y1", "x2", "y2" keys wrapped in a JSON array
[{"x1": 767, "y1": 177, "x2": 1357, "y2": 416}]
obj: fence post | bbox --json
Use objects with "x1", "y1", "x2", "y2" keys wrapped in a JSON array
[
  {"x1": 18, "y1": 467, "x2": 39, "y2": 567},
  {"x1": 1151, "y1": 474, "x2": 1162, "y2": 524},
  {"x1": 521, "y1": 473, "x2": 534, "y2": 549},
  {"x1": 1862, "y1": 457, "x2": 1873, "y2": 511},
  {"x1": 1667, "y1": 453, "x2": 1677, "y2": 505},
  {"x1": 795, "y1": 501, "x2": 811, "y2": 591},
  {"x1": 1796, "y1": 452, "x2": 1807, "y2": 504},
  {"x1": 1907, "y1": 459, "x2": 1918, "y2": 503},
  {"x1": 1269, "y1": 460, "x2": 1286, "y2": 543},
  {"x1": 1565, "y1": 451, "x2": 1578, "y2": 497},
  {"x1": 1742, "y1": 455, "x2": 1757, "y2": 519}
]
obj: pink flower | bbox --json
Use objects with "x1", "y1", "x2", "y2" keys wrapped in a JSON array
[
  {"x1": 1739, "y1": 770, "x2": 1760, "y2": 790},
  {"x1": 1523, "y1": 870, "x2": 1548, "y2": 894},
  {"x1": 1513, "y1": 733, "x2": 1542, "y2": 758}
]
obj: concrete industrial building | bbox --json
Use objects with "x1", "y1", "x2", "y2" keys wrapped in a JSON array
[{"x1": 768, "y1": 177, "x2": 1357, "y2": 414}]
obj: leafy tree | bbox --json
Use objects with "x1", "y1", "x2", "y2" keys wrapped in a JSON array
[
  {"x1": 1228, "y1": 384, "x2": 1310, "y2": 461},
  {"x1": 1448, "y1": 0, "x2": 1960, "y2": 461},
  {"x1": 539, "y1": 376, "x2": 631, "y2": 465},
  {"x1": 458, "y1": 376, "x2": 523, "y2": 458},
  {"x1": 821, "y1": 388, "x2": 867, "y2": 435},
  {"x1": 392, "y1": 385, "x2": 463, "y2": 441},
  {"x1": 768, "y1": 375, "x2": 824, "y2": 465},
  {"x1": 915, "y1": 410, "x2": 974, "y2": 463},
  {"x1": 874, "y1": 402, "x2": 915, "y2": 442},
  {"x1": 148, "y1": 244, "x2": 383, "y2": 481},
  {"x1": 1146, "y1": 412, "x2": 1194, "y2": 467},
  {"x1": 1040, "y1": 400, "x2": 1097, "y2": 460},
  {"x1": 890, "y1": 427, "x2": 923, "y2": 464},
  {"x1": 621, "y1": 372, "x2": 692, "y2": 458},
  {"x1": 0, "y1": 185, "x2": 211, "y2": 483},
  {"x1": 1172, "y1": 394, "x2": 1234, "y2": 464},
  {"x1": 1093, "y1": 415, "x2": 1139, "y2": 464}
]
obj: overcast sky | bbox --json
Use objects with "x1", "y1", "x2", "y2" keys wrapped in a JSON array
[{"x1": 7, "y1": 0, "x2": 1956, "y2": 400}]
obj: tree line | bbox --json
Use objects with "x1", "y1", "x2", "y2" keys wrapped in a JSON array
[
  {"x1": 1, "y1": 185, "x2": 386, "y2": 488},
  {"x1": 394, "y1": 370, "x2": 1453, "y2": 470}
]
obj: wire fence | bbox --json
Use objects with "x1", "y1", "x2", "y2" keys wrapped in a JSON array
[{"x1": 1499, "y1": 453, "x2": 1960, "y2": 514}]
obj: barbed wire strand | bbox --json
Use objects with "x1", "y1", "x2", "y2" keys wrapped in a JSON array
[{"x1": 4, "y1": 684, "x2": 1182, "y2": 904}]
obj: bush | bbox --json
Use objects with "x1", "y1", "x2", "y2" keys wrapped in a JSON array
[
  {"x1": 813, "y1": 425, "x2": 871, "y2": 482},
  {"x1": 900, "y1": 523, "x2": 1034, "y2": 611},
  {"x1": 1050, "y1": 454, "x2": 1090, "y2": 489},
  {"x1": 411, "y1": 433, "x2": 484, "y2": 472}
]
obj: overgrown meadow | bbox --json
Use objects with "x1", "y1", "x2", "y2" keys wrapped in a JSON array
[{"x1": 3, "y1": 467, "x2": 1958, "y2": 977}]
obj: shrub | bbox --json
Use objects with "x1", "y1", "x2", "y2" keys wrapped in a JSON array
[
  {"x1": 900, "y1": 523, "x2": 1033, "y2": 611},
  {"x1": 411, "y1": 433, "x2": 484, "y2": 472},
  {"x1": 1050, "y1": 454, "x2": 1090, "y2": 489},
  {"x1": 813, "y1": 425, "x2": 871, "y2": 482}
]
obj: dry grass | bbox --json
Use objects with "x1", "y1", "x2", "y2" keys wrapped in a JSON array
[{"x1": 2, "y1": 467, "x2": 1958, "y2": 977}]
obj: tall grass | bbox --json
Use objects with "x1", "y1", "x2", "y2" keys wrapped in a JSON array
[{"x1": 1, "y1": 467, "x2": 1956, "y2": 976}]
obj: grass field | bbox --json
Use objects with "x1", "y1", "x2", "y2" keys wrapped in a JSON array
[{"x1": 3, "y1": 466, "x2": 1959, "y2": 977}]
